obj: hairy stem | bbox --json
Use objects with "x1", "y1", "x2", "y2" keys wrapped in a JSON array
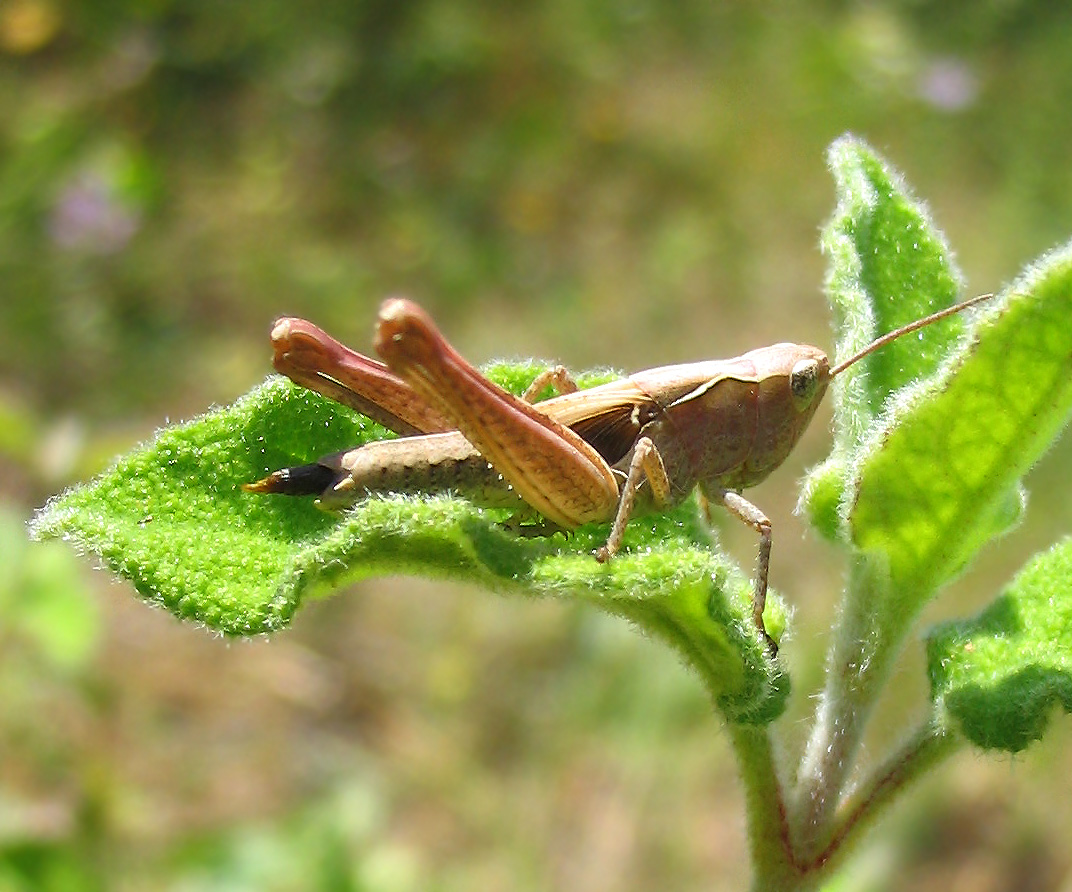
[
  {"x1": 791, "y1": 556, "x2": 919, "y2": 858},
  {"x1": 729, "y1": 725, "x2": 801, "y2": 892},
  {"x1": 819, "y1": 719, "x2": 960, "y2": 864},
  {"x1": 734, "y1": 704, "x2": 959, "y2": 888}
]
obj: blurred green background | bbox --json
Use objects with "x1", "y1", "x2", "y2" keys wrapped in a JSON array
[{"x1": 5, "y1": 2, "x2": 1072, "y2": 889}]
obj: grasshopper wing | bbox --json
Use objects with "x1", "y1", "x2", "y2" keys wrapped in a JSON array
[{"x1": 540, "y1": 379, "x2": 660, "y2": 467}]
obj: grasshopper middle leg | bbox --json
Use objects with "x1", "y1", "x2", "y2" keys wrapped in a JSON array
[
  {"x1": 594, "y1": 436, "x2": 672, "y2": 562},
  {"x1": 521, "y1": 365, "x2": 579, "y2": 402}
]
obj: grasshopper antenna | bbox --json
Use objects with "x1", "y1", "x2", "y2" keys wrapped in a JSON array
[{"x1": 829, "y1": 292, "x2": 995, "y2": 378}]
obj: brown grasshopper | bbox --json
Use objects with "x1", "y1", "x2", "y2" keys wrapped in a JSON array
[{"x1": 245, "y1": 293, "x2": 993, "y2": 653}]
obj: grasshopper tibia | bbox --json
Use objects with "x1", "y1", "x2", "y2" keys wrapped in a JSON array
[
  {"x1": 594, "y1": 436, "x2": 672, "y2": 563},
  {"x1": 714, "y1": 490, "x2": 776, "y2": 654}
]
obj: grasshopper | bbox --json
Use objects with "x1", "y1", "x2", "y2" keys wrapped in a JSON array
[{"x1": 246, "y1": 293, "x2": 993, "y2": 653}]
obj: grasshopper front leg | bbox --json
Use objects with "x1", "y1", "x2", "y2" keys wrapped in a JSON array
[{"x1": 701, "y1": 489, "x2": 776, "y2": 654}]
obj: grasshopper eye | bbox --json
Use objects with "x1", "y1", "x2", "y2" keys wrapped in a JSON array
[{"x1": 790, "y1": 358, "x2": 821, "y2": 409}]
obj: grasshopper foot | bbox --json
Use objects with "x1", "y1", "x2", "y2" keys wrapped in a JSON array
[
  {"x1": 593, "y1": 543, "x2": 615, "y2": 562},
  {"x1": 759, "y1": 628, "x2": 779, "y2": 658}
]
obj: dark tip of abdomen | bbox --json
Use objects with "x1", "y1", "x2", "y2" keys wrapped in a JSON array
[{"x1": 242, "y1": 461, "x2": 337, "y2": 497}]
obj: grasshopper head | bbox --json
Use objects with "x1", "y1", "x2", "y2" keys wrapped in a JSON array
[
  {"x1": 744, "y1": 343, "x2": 833, "y2": 410},
  {"x1": 731, "y1": 292, "x2": 994, "y2": 487},
  {"x1": 730, "y1": 342, "x2": 832, "y2": 485}
]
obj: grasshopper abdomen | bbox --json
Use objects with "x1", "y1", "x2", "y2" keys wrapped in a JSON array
[{"x1": 246, "y1": 430, "x2": 523, "y2": 512}]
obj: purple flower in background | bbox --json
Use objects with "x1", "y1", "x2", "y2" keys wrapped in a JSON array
[
  {"x1": 49, "y1": 172, "x2": 141, "y2": 254},
  {"x1": 917, "y1": 57, "x2": 979, "y2": 112}
]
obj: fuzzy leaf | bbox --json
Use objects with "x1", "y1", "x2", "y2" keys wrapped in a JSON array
[
  {"x1": 851, "y1": 241, "x2": 1072, "y2": 614},
  {"x1": 801, "y1": 136, "x2": 974, "y2": 541},
  {"x1": 30, "y1": 365, "x2": 788, "y2": 724},
  {"x1": 823, "y1": 136, "x2": 966, "y2": 422},
  {"x1": 928, "y1": 538, "x2": 1072, "y2": 751}
]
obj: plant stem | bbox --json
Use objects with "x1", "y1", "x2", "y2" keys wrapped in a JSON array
[
  {"x1": 733, "y1": 712, "x2": 959, "y2": 890},
  {"x1": 790, "y1": 556, "x2": 910, "y2": 858},
  {"x1": 819, "y1": 720, "x2": 960, "y2": 863},
  {"x1": 730, "y1": 725, "x2": 802, "y2": 892}
]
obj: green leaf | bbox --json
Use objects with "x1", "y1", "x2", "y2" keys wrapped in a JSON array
[
  {"x1": 801, "y1": 136, "x2": 971, "y2": 540},
  {"x1": 851, "y1": 240, "x2": 1072, "y2": 617},
  {"x1": 30, "y1": 366, "x2": 788, "y2": 724},
  {"x1": 928, "y1": 538, "x2": 1072, "y2": 752},
  {"x1": 824, "y1": 136, "x2": 966, "y2": 417},
  {"x1": 1, "y1": 505, "x2": 100, "y2": 671}
]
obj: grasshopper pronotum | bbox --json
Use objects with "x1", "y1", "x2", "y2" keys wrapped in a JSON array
[{"x1": 246, "y1": 293, "x2": 993, "y2": 653}]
